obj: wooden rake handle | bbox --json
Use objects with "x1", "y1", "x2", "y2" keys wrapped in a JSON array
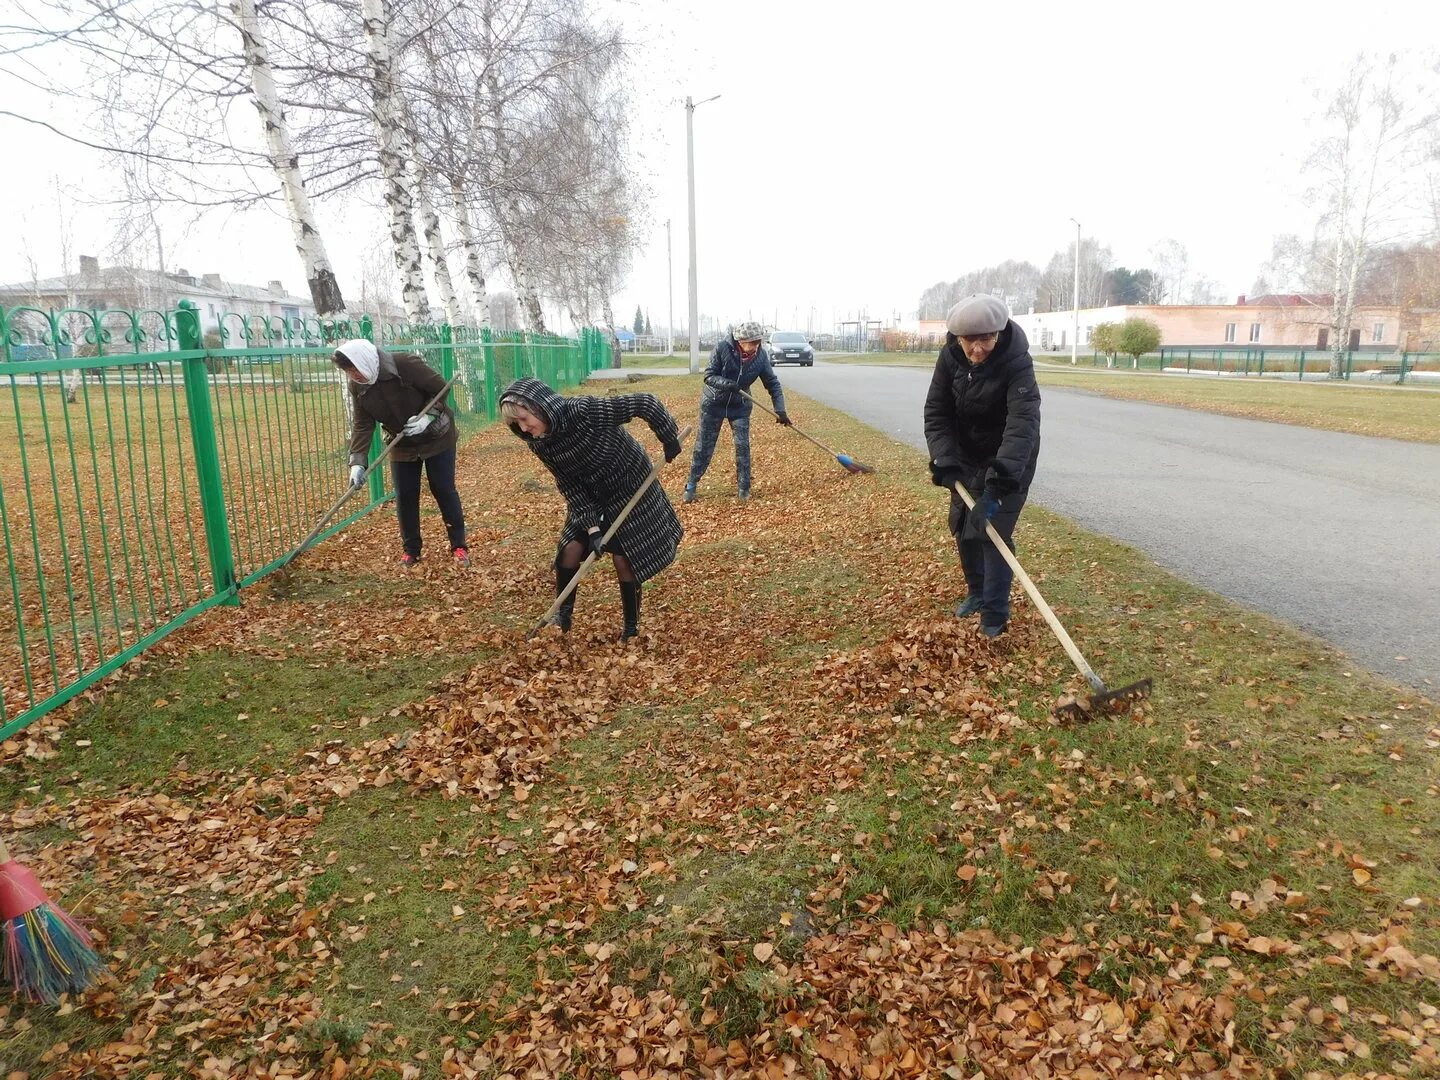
[
  {"x1": 952, "y1": 481, "x2": 1106, "y2": 694},
  {"x1": 527, "y1": 424, "x2": 694, "y2": 638}
]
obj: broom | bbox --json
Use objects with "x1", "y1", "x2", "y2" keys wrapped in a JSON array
[
  {"x1": 1, "y1": 839, "x2": 104, "y2": 1003},
  {"x1": 735, "y1": 387, "x2": 874, "y2": 474}
]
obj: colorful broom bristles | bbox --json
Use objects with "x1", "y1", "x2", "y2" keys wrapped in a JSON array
[{"x1": 1, "y1": 844, "x2": 104, "y2": 1004}]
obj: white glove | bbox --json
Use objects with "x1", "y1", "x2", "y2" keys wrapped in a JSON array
[
  {"x1": 402, "y1": 412, "x2": 435, "y2": 437},
  {"x1": 349, "y1": 464, "x2": 366, "y2": 488}
]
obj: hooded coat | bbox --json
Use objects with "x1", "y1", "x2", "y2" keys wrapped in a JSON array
[
  {"x1": 502, "y1": 378, "x2": 684, "y2": 582},
  {"x1": 339, "y1": 345, "x2": 458, "y2": 466},
  {"x1": 923, "y1": 321, "x2": 1042, "y2": 532}
]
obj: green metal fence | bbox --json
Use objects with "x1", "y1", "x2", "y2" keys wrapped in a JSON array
[
  {"x1": 1078, "y1": 347, "x2": 1440, "y2": 383},
  {"x1": 1, "y1": 303, "x2": 610, "y2": 738}
]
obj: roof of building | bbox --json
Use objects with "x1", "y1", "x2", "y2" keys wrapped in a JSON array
[
  {"x1": 0, "y1": 266, "x2": 311, "y2": 308},
  {"x1": 1241, "y1": 293, "x2": 1332, "y2": 307}
]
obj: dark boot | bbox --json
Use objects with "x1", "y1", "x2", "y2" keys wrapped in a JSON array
[
  {"x1": 953, "y1": 594, "x2": 984, "y2": 618},
  {"x1": 619, "y1": 580, "x2": 642, "y2": 639},
  {"x1": 554, "y1": 566, "x2": 579, "y2": 632}
]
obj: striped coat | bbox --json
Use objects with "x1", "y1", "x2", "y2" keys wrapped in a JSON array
[{"x1": 502, "y1": 378, "x2": 684, "y2": 582}]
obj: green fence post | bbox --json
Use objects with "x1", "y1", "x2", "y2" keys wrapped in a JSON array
[
  {"x1": 483, "y1": 326, "x2": 498, "y2": 419},
  {"x1": 177, "y1": 300, "x2": 239, "y2": 605},
  {"x1": 439, "y1": 323, "x2": 457, "y2": 409},
  {"x1": 1399, "y1": 352, "x2": 1409, "y2": 385},
  {"x1": 358, "y1": 315, "x2": 385, "y2": 502}
]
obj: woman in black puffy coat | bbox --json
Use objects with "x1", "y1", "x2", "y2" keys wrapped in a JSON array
[{"x1": 923, "y1": 295, "x2": 1042, "y2": 638}]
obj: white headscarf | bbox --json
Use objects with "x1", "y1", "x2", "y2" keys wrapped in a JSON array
[{"x1": 335, "y1": 338, "x2": 380, "y2": 385}]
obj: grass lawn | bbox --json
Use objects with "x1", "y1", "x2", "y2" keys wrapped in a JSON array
[
  {"x1": 621, "y1": 354, "x2": 694, "y2": 369},
  {"x1": 1033, "y1": 366, "x2": 1440, "y2": 444},
  {"x1": 2, "y1": 380, "x2": 1437, "y2": 1077}
]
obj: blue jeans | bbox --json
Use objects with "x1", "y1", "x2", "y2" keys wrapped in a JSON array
[
  {"x1": 391, "y1": 448, "x2": 466, "y2": 557},
  {"x1": 953, "y1": 495, "x2": 1024, "y2": 628},
  {"x1": 687, "y1": 410, "x2": 751, "y2": 493}
]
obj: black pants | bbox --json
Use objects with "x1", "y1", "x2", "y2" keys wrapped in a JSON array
[
  {"x1": 391, "y1": 448, "x2": 465, "y2": 557},
  {"x1": 950, "y1": 482, "x2": 1026, "y2": 628}
]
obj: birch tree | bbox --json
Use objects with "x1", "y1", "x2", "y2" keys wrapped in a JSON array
[
  {"x1": 411, "y1": 160, "x2": 464, "y2": 326},
  {"x1": 360, "y1": 0, "x2": 430, "y2": 324},
  {"x1": 404, "y1": 11, "x2": 494, "y2": 327},
  {"x1": 1302, "y1": 53, "x2": 1440, "y2": 376},
  {"x1": 2, "y1": 0, "x2": 361, "y2": 320},
  {"x1": 231, "y1": 0, "x2": 345, "y2": 316}
]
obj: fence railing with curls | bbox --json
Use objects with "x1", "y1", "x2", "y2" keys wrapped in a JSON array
[{"x1": 0, "y1": 302, "x2": 609, "y2": 739}]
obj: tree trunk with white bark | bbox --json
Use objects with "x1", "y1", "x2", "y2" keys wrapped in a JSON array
[
  {"x1": 483, "y1": 1, "x2": 546, "y2": 334},
  {"x1": 601, "y1": 295, "x2": 621, "y2": 369},
  {"x1": 449, "y1": 183, "x2": 492, "y2": 328},
  {"x1": 362, "y1": 0, "x2": 430, "y2": 324},
  {"x1": 231, "y1": 0, "x2": 346, "y2": 318},
  {"x1": 412, "y1": 164, "x2": 464, "y2": 327}
]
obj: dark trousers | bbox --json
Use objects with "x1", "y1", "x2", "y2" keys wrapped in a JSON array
[
  {"x1": 953, "y1": 495, "x2": 1024, "y2": 627},
  {"x1": 687, "y1": 410, "x2": 751, "y2": 492},
  {"x1": 391, "y1": 447, "x2": 465, "y2": 557}
]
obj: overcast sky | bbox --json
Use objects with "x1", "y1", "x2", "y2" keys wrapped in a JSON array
[{"x1": 1, "y1": 0, "x2": 1435, "y2": 333}]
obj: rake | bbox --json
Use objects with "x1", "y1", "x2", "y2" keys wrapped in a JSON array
[
  {"x1": 272, "y1": 373, "x2": 459, "y2": 584},
  {"x1": 952, "y1": 480, "x2": 1153, "y2": 720},
  {"x1": 735, "y1": 388, "x2": 874, "y2": 474},
  {"x1": 527, "y1": 425, "x2": 694, "y2": 638}
]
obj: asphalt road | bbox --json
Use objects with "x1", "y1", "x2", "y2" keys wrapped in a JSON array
[{"x1": 770, "y1": 360, "x2": 1440, "y2": 691}]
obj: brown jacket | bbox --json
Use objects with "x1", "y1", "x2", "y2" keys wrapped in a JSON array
[{"x1": 347, "y1": 350, "x2": 458, "y2": 465}]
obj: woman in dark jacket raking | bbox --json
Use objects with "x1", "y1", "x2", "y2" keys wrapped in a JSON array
[
  {"x1": 923, "y1": 295, "x2": 1042, "y2": 638},
  {"x1": 334, "y1": 338, "x2": 468, "y2": 567},
  {"x1": 499, "y1": 378, "x2": 683, "y2": 639}
]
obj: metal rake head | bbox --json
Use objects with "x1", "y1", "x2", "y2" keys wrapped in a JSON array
[{"x1": 1054, "y1": 677, "x2": 1154, "y2": 722}]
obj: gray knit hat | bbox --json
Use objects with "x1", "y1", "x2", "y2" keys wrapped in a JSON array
[
  {"x1": 945, "y1": 294, "x2": 1010, "y2": 337},
  {"x1": 732, "y1": 320, "x2": 765, "y2": 343}
]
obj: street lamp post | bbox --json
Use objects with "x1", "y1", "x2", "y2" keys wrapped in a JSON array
[
  {"x1": 686, "y1": 93, "x2": 720, "y2": 374},
  {"x1": 665, "y1": 218, "x2": 674, "y2": 356},
  {"x1": 1070, "y1": 217, "x2": 1081, "y2": 365}
]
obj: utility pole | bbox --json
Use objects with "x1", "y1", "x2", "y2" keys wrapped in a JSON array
[
  {"x1": 665, "y1": 218, "x2": 674, "y2": 356},
  {"x1": 687, "y1": 93, "x2": 720, "y2": 374}
]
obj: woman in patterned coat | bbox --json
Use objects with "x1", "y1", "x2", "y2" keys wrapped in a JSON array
[{"x1": 499, "y1": 378, "x2": 684, "y2": 639}]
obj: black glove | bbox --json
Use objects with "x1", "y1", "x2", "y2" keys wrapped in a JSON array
[
  {"x1": 929, "y1": 460, "x2": 965, "y2": 489},
  {"x1": 663, "y1": 440, "x2": 682, "y2": 463},
  {"x1": 961, "y1": 489, "x2": 1002, "y2": 541},
  {"x1": 775, "y1": 411, "x2": 792, "y2": 427},
  {"x1": 712, "y1": 378, "x2": 740, "y2": 393},
  {"x1": 586, "y1": 531, "x2": 607, "y2": 559}
]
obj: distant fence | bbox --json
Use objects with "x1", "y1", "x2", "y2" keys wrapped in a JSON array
[
  {"x1": 0, "y1": 302, "x2": 611, "y2": 738},
  {"x1": 1063, "y1": 347, "x2": 1440, "y2": 384}
]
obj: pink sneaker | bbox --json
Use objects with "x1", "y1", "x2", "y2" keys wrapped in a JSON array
[
  {"x1": 452, "y1": 546, "x2": 470, "y2": 568},
  {"x1": 399, "y1": 552, "x2": 421, "y2": 567}
]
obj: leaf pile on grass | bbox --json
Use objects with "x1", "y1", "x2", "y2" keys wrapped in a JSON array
[{"x1": 1, "y1": 377, "x2": 1436, "y2": 1078}]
